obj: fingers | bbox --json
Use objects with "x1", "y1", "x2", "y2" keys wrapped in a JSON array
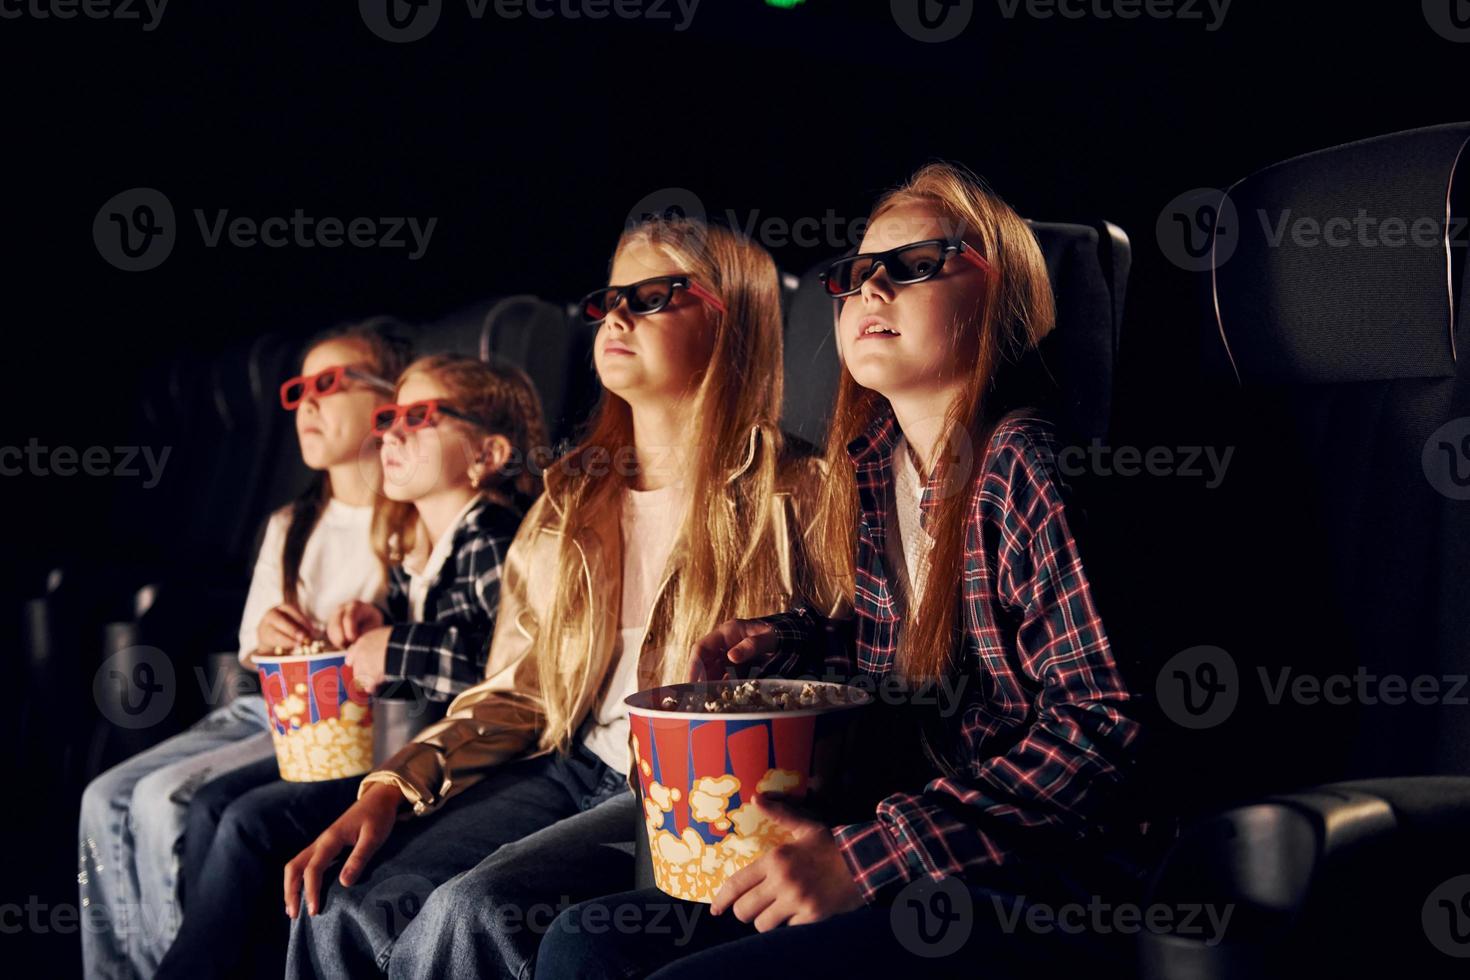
[
  {"x1": 283, "y1": 850, "x2": 307, "y2": 918},
  {"x1": 300, "y1": 831, "x2": 348, "y2": 916},
  {"x1": 326, "y1": 608, "x2": 348, "y2": 649},
  {"x1": 339, "y1": 819, "x2": 389, "y2": 887},
  {"x1": 711, "y1": 854, "x2": 767, "y2": 915},
  {"x1": 725, "y1": 622, "x2": 777, "y2": 665},
  {"x1": 735, "y1": 880, "x2": 783, "y2": 930},
  {"x1": 262, "y1": 609, "x2": 310, "y2": 648},
  {"x1": 276, "y1": 604, "x2": 314, "y2": 636}
]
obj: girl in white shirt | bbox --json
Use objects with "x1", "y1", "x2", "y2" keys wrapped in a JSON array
[{"x1": 78, "y1": 319, "x2": 409, "y2": 980}]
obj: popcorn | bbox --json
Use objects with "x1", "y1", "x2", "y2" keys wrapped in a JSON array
[
  {"x1": 270, "y1": 715, "x2": 373, "y2": 781},
  {"x1": 645, "y1": 768, "x2": 799, "y2": 903}
]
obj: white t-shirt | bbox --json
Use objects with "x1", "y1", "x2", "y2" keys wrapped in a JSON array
[
  {"x1": 236, "y1": 497, "x2": 387, "y2": 663},
  {"x1": 580, "y1": 481, "x2": 687, "y2": 775},
  {"x1": 887, "y1": 433, "x2": 934, "y2": 614}
]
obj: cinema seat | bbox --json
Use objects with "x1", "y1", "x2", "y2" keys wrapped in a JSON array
[{"x1": 1137, "y1": 123, "x2": 1470, "y2": 979}]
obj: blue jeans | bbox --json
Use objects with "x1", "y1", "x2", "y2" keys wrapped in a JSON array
[
  {"x1": 536, "y1": 866, "x2": 1143, "y2": 980},
  {"x1": 154, "y1": 757, "x2": 362, "y2": 980},
  {"x1": 78, "y1": 693, "x2": 276, "y2": 980},
  {"x1": 286, "y1": 742, "x2": 636, "y2": 980}
]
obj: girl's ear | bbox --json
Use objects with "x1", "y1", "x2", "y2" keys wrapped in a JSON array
[{"x1": 479, "y1": 433, "x2": 513, "y2": 474}]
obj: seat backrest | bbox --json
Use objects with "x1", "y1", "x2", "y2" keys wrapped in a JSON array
[
  {"x1": 480, "y1": 295, "x2": 595, "y2": 445},
  {"x1": 779, "y1": 220, "x2": 1130, "y2": 448},
  {"x1": 1180, "y1": 123, "x2": 1470, "y2": 793}
]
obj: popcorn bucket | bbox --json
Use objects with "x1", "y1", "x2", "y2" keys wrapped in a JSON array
[
  {"x1": 257, "y1": 650, "x2": 374, "y2": 782},
  {"x1": 625, "y1": 679, "x2": 872, "y2": 904}
]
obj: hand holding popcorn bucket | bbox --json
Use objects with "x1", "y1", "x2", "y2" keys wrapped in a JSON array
[
  {"x1": 625, "y1": 678, "x2": 872, "y2": 904},
  {"x1": 257, "y1": 644, "x2": 375, "y2": 782}
]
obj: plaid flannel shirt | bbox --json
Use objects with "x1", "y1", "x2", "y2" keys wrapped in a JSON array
[
  {"x1": 381, "y1": 497, "x2": 523, "y2": 702},
  {"x1": 762, "y1": 409, "x2": 1141, "y2": 904}
]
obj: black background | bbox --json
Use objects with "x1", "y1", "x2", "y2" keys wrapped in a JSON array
[{"x1": 2, "y1": 0, "x2": 1465, "y2": 972}]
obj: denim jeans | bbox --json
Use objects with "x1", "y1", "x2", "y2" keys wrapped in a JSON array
[
  {"x1": 533, "y1": 884, "x2": 1139, "y2": 980},
  {"x1": 535, "y1": 856, "x2": 1146, "y2": 980},
  {"x1": 78, "y1": 693, "x2": 275, "y2": 980},
  {"x1": 154, "y1": 757, "x2": 362, "y2": 980},
  {"x1": 285, "y1": 742, "x2": 636, "y2": 980}
]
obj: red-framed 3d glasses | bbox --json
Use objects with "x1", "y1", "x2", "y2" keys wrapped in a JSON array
[
  {"x1": 370, "y1": 399, "x2": 489, "y2": 437},
  {"x1": 280, "y1": 365, "x2": 395, "y2": 410},
  {"x1": 576, "y1": 275, "x2": 726, "y2": 325}
]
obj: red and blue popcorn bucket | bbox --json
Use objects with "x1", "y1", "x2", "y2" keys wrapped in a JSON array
[
  {"x1": 625, "y1": 679, "x2": 872, "y2": 903},
  {"x1": 257, "y1": 650, "x2": 375, "y2": 781}
]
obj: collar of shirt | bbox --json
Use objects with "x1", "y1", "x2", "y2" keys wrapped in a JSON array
[
  {"x1": 405, "y1": 495, "x2": 485, "y2": 614},
  {"x1": 846, "y1": 407, "x2": 947, "y2": 536}
]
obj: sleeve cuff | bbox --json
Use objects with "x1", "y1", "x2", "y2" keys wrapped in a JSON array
[
  {"x1": 382, "y1": 624, "x2": 419, "y2": 682},
  {"x1": 833, "y1": 819, "x2": 918, "y2": 904}
]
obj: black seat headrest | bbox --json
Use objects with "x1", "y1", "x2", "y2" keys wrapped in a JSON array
[{"x1": 1209, "y1": 122, "x2": 1470, "y2": 386}]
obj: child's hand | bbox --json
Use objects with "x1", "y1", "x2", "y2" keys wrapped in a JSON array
[
  {"x1": 284, "y1": 783, "x2": 403, "y2": 917},
  {"x1": 344, "y1": 627, "x2": 391, "y2": 692},
  {"x1": 257, "y1": 604, "x2": 315, "y2": 653},
  {"x1": 327, "y1": 601, "x2": 385, "y2": 649},
  {"x1": 709, "y1": 793, "x2": 865, "y2": 930},
  {"x1": 691, "y1": 618, "x2": 780, "y2": 681}
]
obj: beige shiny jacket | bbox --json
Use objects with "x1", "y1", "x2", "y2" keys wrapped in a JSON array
[{"x1": 361, "y1": 425, "x2": 835, "y2": 815}]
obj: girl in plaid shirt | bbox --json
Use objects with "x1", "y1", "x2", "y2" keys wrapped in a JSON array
[
  {"x1": 537, "y1": 165, "x2": 1146, "y2": 979},
  {"x1": 153, "y1": 354, "x2": 544, "y2": 979}
]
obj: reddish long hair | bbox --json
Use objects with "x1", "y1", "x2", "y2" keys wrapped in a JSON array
[{"x1": 808, "y1": 163, "x2": 1057, "y2": 679}]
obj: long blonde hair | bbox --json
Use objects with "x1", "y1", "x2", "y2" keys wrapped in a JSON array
[
  {"x1": 371, "y1": 354, "x2": 548, "y2": 565},
  {"x1": 535, "y1": 217, "x2": 798, "y2": 751},
  {"x1": 809, "y1": 162, "x2": 1057, "y2": 680}
]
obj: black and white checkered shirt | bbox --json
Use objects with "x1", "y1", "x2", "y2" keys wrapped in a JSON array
[{"x1": 381, "y1": 497, "x2": 524, "y2": 701}]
